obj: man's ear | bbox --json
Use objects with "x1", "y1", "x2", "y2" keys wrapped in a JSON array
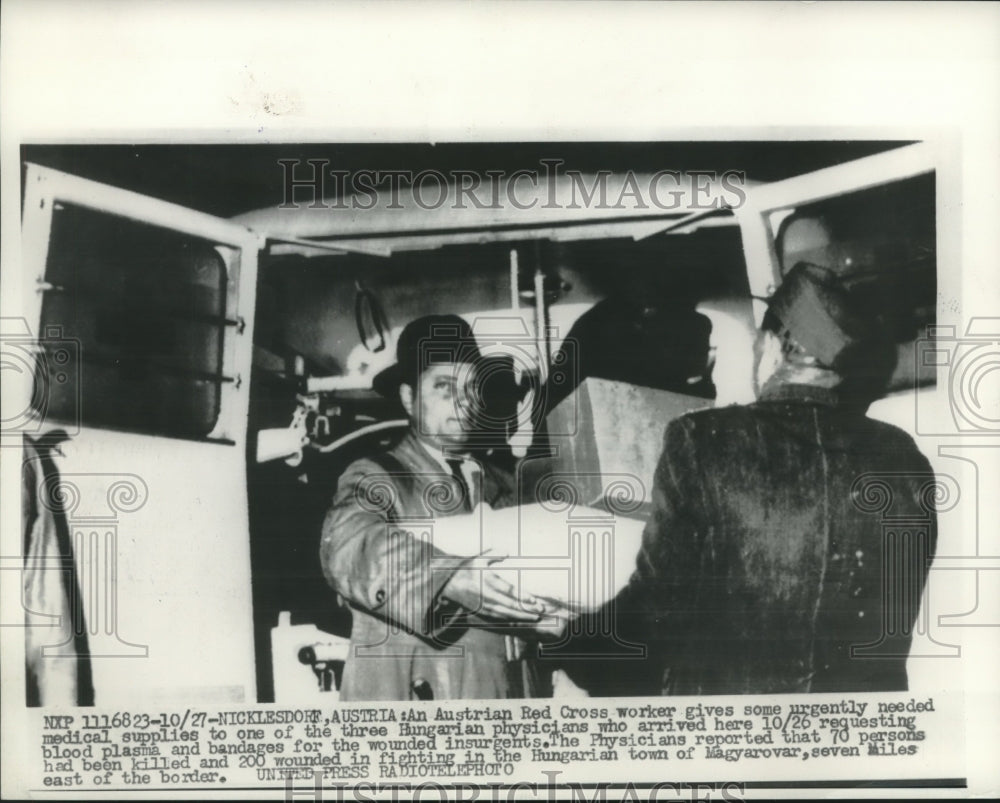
[{"x1": 399, "y1": 383, "x2": 414, "y2": 418}]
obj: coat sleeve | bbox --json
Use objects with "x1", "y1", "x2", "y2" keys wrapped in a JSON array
[
  {"x1": 558, "y1": 416, "x2": 707, "y2": 696},
  {"x1": 23, "y1": 444, "x2": 93, "y2": 706},
  {"x1": 621, "y1": 415, "x2": 709, "y2": 640},
  {"x1": 319, "y1": 458, "x2": 466, "y2": 638}
]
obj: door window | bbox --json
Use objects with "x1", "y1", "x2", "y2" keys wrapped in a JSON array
[{"x1": 35, "y1": 202, "x2": 235, "y2": 438}]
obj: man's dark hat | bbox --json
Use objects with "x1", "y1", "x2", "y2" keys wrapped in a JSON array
[
  {"x1": 764, "y1": 262, "x2": 887, "y2": 373},
  {"x1": 372, "y1": 314, "x2": 483, "y2": 397}
]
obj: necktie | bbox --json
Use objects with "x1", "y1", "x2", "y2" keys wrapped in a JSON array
[{"x1": 445, "y1": 458, "x2": 477, "y2": 513}]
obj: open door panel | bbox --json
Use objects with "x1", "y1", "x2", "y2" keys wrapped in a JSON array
[{"x1": 15, "y1": 164, "x2": 264, "y2": 705}]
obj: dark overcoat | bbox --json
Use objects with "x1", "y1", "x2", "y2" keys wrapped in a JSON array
[{"x1": 620, "y1": 382, "x2": 938, "y2": 695}]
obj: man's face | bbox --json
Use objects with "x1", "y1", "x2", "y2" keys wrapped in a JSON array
[{"x1": 400, "y1": 363, "x2": 476, "y2": 450}]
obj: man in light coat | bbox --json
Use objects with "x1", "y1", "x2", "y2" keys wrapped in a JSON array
[{"x1": 321, "y1": 314, "x2": 549, "y2": 700}]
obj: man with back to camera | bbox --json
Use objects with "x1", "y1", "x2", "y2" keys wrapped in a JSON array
[
  {"x1": 320, "y1": 314, "x2": 554, "y2": 701},
  {"x1": 599, "y1": 262, "x2": 938, "y2": 695}
]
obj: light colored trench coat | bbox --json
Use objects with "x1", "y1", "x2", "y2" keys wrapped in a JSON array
[{"x1": 320, "y1": 432, "x2": 544, "y2": 701}]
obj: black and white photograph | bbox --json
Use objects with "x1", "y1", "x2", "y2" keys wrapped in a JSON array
[{"x1": 1, "y1": 2, "x2": 997, "y2": 800}]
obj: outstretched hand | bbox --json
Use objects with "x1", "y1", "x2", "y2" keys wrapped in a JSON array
[{"x1": 442, "y1": 555, "x2": 545, "y2": 622}]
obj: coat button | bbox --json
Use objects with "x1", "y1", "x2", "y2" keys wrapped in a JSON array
[{"x1": 375, "y1": 589, "x2": 386, "y2": 604}]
